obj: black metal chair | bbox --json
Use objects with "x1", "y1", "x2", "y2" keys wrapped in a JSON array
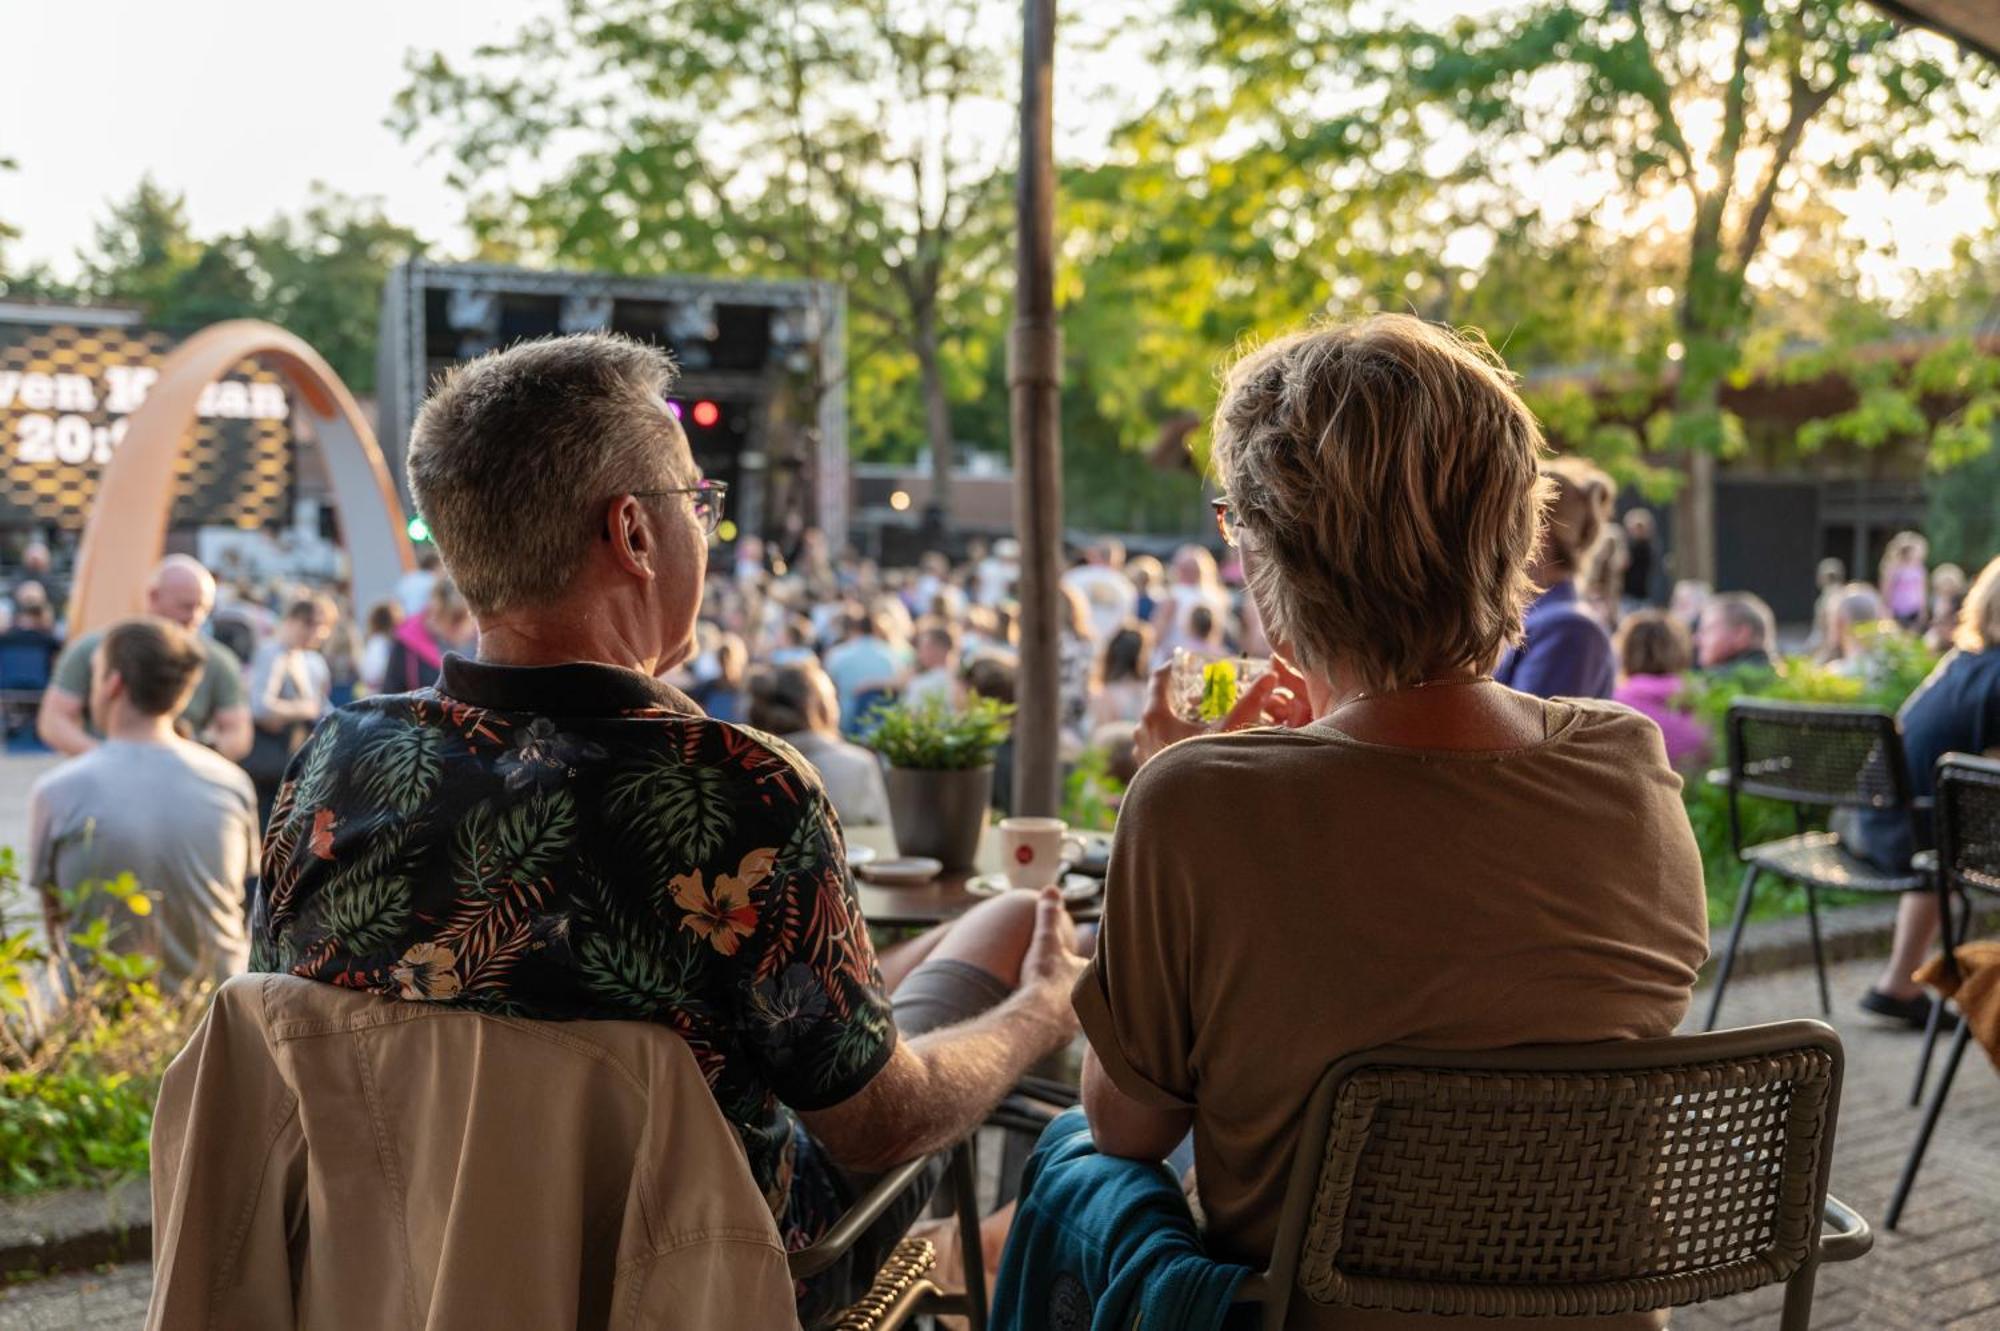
[
  {"x1": 1703, "y1": 700, "x2": 1925, "y2": 1031},
  {"x1": 1886, "y1": 753, "x2": 2000, "y2": 1230}
]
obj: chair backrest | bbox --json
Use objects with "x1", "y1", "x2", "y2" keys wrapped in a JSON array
[
  {"x1": 1936, "y1": 753, "x2": 2000, "y2": 901},
  {"x1": 1727, "y1": 699, "x2": 1912, "y2": 811},
  {"x1": 1249, "y1": 1021, "x2": 1844, "y2": 1329},
  {"x1": 149, "y1": 974, "x2": 797, "y2": 1331},
  {"x1": 0, "y1": 639, "x2": 54, "y2": 690}
]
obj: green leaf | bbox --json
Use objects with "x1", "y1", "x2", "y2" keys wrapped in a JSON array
[
  {"x1": 493, "y1": 789, "x2": 578, "y2": 882},
  {"x1": 358, "y1": 722, "x2": 443, "y2": 815},
  {"x1": 577, "y1": 928, "x2": 700, "y2": 1012},
  {"x1": 608, "y1": 757, "x2": 734, "y2": 865},
  {"x1": 318, "y1": 875, "x2": 413, "y2": 954}
]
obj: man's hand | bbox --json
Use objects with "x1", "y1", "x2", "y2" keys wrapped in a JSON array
[
  {"x1": 1133, "y1": 655, "x2": 1313, "y2": 766},
  {"x1": 801, "y1": 891, "x2": 1088, "y2": 1175}
]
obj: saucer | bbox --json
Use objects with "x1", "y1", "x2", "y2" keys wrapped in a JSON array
[
  {"x1": 846, "y1": 844, "x2": 879, "y2": 868},
  {"x1": 855, "y1": 856, "x2": 943, "y2": 886},
  {"x1": 966, "y1": 872, "x2": 1100, "y2": 904}
]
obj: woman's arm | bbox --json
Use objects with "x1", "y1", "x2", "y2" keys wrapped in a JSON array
[{"x1": 1082, "y1": 1045, "x2": 1192, "y2": 1161}]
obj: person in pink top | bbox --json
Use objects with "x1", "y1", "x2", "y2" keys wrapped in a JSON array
[
  {"x1": 1612, "y1": 610, "x2": 1709, "y2": 768},
  {"x1": 1880, "y1": 531, "x2": 1930, "y2": 629},
  {"x1": 382, "y1": 579, "x2": 476, "y2": 693}
]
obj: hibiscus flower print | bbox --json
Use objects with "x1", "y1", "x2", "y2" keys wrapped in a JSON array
[
  {"x1": 391, "y1": 942, "x2": 463, "y2": 1000},
  {"x1": 748, "y1": 964, "x2": 831, "y2": 1076},
  {"x1": 308, "y1": 808, "x2": 337, "y2": 860},
  {"x1": 670, "y1": 847, "x2": 776, "y2": 956},
  {"x1": 497, "y1": 717, "x2": 607, "y2": 792}
]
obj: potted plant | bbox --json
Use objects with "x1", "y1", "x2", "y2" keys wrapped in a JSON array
[{"x1": 867, "y1": 695, "x2": 1015, "y2": 871}]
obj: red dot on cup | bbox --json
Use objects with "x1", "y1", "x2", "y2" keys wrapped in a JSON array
[{"x1": 1015, "y1": 846, "x2": 1034, "y2": 865}]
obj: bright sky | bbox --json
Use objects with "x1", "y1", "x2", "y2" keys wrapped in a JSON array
[
  {"x1": 0, "y1": 0, "x2": 546, "y2": 273},
  {"x1": 1, "y1": 0, "x2": 1992, "y2": 302}
]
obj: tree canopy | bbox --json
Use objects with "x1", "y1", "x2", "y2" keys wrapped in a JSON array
[
  {"x1": 395, "y1": 0, "x2": 1018, "y2": 509},
  {"x1": 4, "y1": 0, "x2": 1996, "y2": 544},
  {"x1": 1123, "y1": 0, "x2": 2000, "y2": 571},
  {"x1": 1, "y1": 178, "x2": 421, "y2": 394}
]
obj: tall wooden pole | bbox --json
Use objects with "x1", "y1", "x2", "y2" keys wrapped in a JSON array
[{"x1": 1010, "y1": 0, "x2": 1063, "y2": 817}]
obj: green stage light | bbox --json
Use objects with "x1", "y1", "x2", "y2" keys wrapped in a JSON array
[{"x1": 407, "y1": 516, "x2": 431, "y2": 543}]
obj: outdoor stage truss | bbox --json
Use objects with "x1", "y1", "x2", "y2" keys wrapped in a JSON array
[{"x1": 377, "y1": 261, "x2": 848, "y2": 548}]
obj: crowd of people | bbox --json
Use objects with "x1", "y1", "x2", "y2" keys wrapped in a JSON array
[{"x1": 5, "y1": 317, "x2": 1998, "y2": 1327}]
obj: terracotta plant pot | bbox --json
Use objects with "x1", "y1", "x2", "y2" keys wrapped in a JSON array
[{"x1": 884, "y1": 764, "x2": 993, "y2": 871}]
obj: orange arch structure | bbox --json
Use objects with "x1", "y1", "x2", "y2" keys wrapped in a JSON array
[{"x1": 68, "y1": 320, "x2": 415, "y2": 635}]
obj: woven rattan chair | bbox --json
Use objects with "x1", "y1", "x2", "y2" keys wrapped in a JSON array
[
  {"x1": 1906, "y1": 753, "x2": 2000, "y2": 1106},
  {"x1": 1231, "y1": 1021, "x2": 1870, "y2": 1331},
  {"x1": 1886, "y1": 753, "x2": 2000, "y2": 1230},
  {"x1": 1703, "y1": 700, "x2": 1924, "y2": 1031},
  {"x1": 791, "y1": 1140, "x2": 988, "y2": 1330}
]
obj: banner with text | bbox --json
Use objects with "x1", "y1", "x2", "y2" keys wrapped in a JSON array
[{"x1": 0, "y1": 317, "x2": 293, "y2": 530}]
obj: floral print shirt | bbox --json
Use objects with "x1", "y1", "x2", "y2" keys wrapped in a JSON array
[{"x1": 250, "y1": 655, "x2": 896, "y2": 1257}]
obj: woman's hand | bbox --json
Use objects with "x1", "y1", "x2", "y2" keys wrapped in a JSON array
[{"x1": 1133, "y1": 655, "x2": 1314, "y2": 766}]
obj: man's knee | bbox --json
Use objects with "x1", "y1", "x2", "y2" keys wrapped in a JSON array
[{"x1": 934, "y1": 891, "x2": 1041, "y2": 984}]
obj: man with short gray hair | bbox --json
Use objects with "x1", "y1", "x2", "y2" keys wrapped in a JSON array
[
  {"x1": 254, "y1": 333, "x2": 1084, "y2": 1322},
  {"x1": 1696, "y1": 591, "x2": 1778, "y2": 675}
]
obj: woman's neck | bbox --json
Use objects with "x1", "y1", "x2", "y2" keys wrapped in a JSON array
[{"x1": 1312, "y1": 661, "x2": 1545, "y2": 752}]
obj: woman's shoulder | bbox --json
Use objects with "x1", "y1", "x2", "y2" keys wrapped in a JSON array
[
  {"x1": 1120, "y1": 725, "x2": 1346, "y2": 815},
  {"x1": 1557, "y1": 694, "x2": 1673, "y2": 740}
]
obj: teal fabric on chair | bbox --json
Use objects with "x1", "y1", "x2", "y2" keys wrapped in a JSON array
[{"x1": 991, "y1": 1108, "x2": 1251, "y2": 1331}]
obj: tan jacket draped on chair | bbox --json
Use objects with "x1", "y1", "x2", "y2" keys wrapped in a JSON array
[{"x1": 147, "y1": 973, "x2": 799, "y2": 1330}]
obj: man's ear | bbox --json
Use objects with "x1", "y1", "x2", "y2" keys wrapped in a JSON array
[{"x1": 603, "y1": 495, "x2": 657, "y2": 582}]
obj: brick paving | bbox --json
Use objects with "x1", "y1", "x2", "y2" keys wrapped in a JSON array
[
  {"x1": 1, "y1": 955, "x2": 1995, "y2": 1329},
  {"x1": 0, "y1": 1265, "x2": 149, "y2": 1330},
  {"x1": 1673, "y1": 956, "x2": 2000, "y2": 1331}
]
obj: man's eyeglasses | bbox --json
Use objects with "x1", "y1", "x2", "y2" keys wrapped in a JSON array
[
  {"x1": 1211, "y1": 495, "x2": 1246, "y2": 548},
  {"x1": 630, "y1": 480, "x2": 730, "y2": 538}
]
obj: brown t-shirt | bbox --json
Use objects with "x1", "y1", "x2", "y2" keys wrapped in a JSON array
[{"x1": 1074, "y1": 698, "x2": 1709, "y2": 1330}]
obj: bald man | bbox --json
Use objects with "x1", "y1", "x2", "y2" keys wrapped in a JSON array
[{"x1": 38, "y1": 556, "x2": 252, "y2": 760}]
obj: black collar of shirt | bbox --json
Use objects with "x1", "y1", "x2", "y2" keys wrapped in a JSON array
[{"x1": 438, "y1": 652, "x2": 703, "y2": 718}]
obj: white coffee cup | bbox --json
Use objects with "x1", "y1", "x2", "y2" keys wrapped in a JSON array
[{"x1": 998, "y1": 817, "x2": 1087, "y2": 891}]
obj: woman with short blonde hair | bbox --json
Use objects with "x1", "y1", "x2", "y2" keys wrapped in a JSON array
[{"x1": 1073, "y1": 315, "x2": 1707, "y2": 1331}]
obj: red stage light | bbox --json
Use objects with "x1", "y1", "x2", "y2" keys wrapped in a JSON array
[{"x1": 691, "y1": 400, "x2": 721, "y2": 428}]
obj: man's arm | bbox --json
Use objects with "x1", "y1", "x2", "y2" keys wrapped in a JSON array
[
  {"x1": 201, "y1": 647, "x2": 254, "y2": 760},
  {"x1": 36, "y1": 687, "x2": 95, "y2": 756},
  {"x1": 800, "y1": 889, "x2": 1083, "y2": 1174},
  {"x1": 205, "y1": 705, "x2": 254, "y2": 762}
]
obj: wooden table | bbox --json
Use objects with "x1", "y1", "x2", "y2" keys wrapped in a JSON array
[{"x1": 846, "y1": 824, "x2": 1108, "y2": 928}]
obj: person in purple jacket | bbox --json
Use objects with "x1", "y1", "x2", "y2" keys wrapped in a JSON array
[
  {"x1": 1612, "y1": 610, "x2": 1709, "y2": 768},
  {"x1": 1495, "y1": 457, "x2": 1617, "y2": 700}
]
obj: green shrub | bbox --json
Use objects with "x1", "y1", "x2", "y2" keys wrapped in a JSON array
[
  {"x1": 0, "y1": 1071, "x2": 155, "y2": 1195},
  {"x1": 1061, "y1": 745, "x2": 1126, "y2": 831},
  {"x1": 1675, "y1": 629, "x2": 1938, "y2": 922},
  {"x1": 866, "y1": 695, "x2": 1015, "y2": 771},
  {"x1": 0, "y1": 851, "x2": 210, "y2": 1198}
]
